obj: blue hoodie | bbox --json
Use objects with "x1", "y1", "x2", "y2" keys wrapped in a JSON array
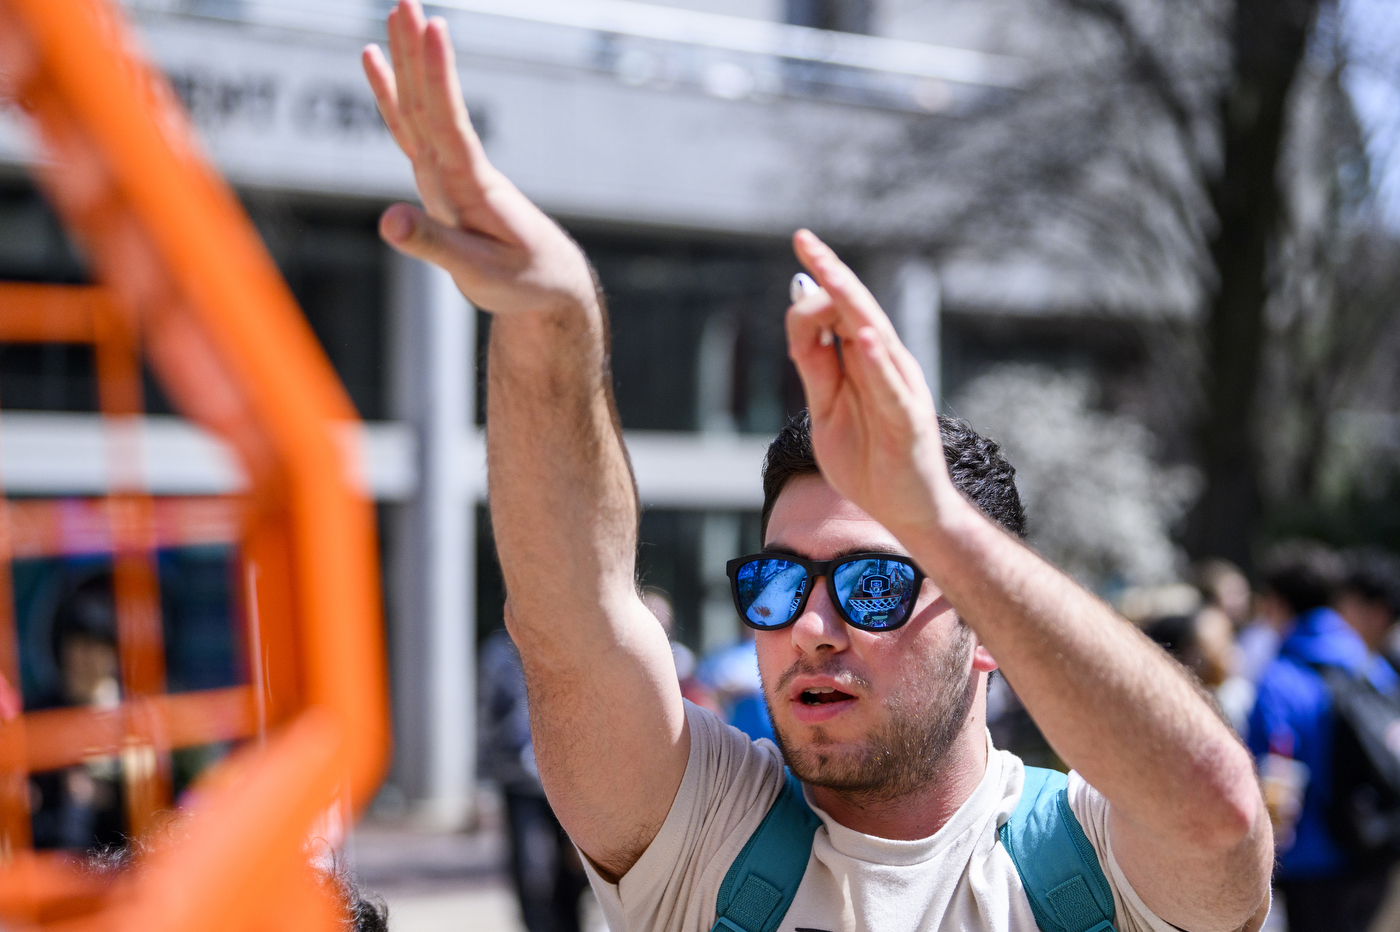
[{"x1": 1247, "y1": 607, "x2": 1400, "y2": 878}]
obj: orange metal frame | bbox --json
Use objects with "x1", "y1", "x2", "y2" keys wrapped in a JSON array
[{"x1": 0, "y1": 0, "x2": 390, "y2": 928}]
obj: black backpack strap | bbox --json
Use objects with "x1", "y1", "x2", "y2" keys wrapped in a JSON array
[{"x1": 1311, "y1": 662, "x2": 1400, "y2": 853}]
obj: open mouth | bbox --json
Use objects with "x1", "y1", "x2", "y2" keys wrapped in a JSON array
[{"x1": 800, "y1": 686, "x2": 855, "y2": 705}]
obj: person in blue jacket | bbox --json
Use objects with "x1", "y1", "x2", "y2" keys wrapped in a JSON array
[
  {"x1": 697, "y1": 637, "x2": 777, "y2": 745},
  {"x1": 1247, "y1": 542, "x2": 1398, "y2": 932}
]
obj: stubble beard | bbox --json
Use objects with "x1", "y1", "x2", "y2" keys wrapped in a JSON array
[{"x1": 765, "y1": 623, "x2": 978, "y2": 806}]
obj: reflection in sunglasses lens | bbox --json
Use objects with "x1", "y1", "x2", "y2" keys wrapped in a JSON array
[
  {"x1": 834, "y1": 558, "x2": 916, "y2": 629},
  {"x1": 736, "y1": 559, "x2": 805, "y2": 628}
]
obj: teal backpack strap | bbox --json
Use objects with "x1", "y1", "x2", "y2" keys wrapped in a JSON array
[
  {"x1": 712, "y1": 772, "x2": 820, "y2": 932},
  {"x1": 999, "y1": 766, "x2": 1117, "y2": 932}
]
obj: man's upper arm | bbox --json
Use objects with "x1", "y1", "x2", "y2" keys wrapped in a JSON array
[
  {"x1": 510, "y1": 593, "x2": 691, "y2": 881},
  {"x1": 583, "y1": 703, "x2": 790, "y2": 932},
  {"x1": 483, "y1": 302, "x2": 690, "y2": 877}
]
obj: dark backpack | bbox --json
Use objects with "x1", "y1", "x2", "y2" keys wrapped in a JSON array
[
  {"x1": 709, "y1": 767, "x2": 1117, "y2": 932},
  {"x1": 1315, "y1": 664, "x2": 1400, "y2": 858}
]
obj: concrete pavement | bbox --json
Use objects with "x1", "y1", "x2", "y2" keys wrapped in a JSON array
[{"x1": 346, "y1": 808, "x2": 606, "y2": 932}]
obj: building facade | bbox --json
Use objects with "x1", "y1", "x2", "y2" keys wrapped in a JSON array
[{"x1": 0, "y1": 0, "x2": 1159, "y2": 827}]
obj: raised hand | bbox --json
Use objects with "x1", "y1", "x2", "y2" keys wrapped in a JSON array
[
  {"x1": 362, "y1": 1, "x2": 596, "y2": 318},
  {"x1": 785, "y1": 230, "x2": 954, "y2": 537}
]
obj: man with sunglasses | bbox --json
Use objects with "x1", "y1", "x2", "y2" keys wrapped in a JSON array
[{"x1": 362, "y1": 5, "x2": 1273, "y2": 931}]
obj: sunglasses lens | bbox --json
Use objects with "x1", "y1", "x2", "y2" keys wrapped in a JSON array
[
  {"x1": 733, "y1": 558, "x2": 808, "y2": 628},
  {"x1": 833, "y1": 558, "x2": 919, "y2": 629}
]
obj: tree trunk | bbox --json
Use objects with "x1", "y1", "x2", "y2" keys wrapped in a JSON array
[{"x1": 1188, "y1": 0, "x2": 1322, "y2": 569}]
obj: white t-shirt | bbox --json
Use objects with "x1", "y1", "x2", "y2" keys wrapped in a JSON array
[{"x1": 583, "y1": 701, "x2": 1177, "y2": 932}]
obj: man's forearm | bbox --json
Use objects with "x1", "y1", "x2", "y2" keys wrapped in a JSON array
[
  {"x1": 906, "y1": 492, "x2": 1272, "y2": 928},
  {"x1": 781, "y1": 230, "x2": 1268, "y2": 928},
  {"x1": 486, "y1": 304, "x2": 641, "y2": 638},
  {"x1": 361, "y1": 3, "x2": 689, "y2": 874},
  {"x1": 901, "y1": 489, "x2": 1262, "y2": 850}
]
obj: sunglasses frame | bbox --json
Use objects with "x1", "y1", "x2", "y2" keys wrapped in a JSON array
[{"x1": 725, "y1": 551, "x2": 927, "y2": 632}]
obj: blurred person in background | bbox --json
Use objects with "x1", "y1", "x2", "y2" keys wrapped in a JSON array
[
  {"x1": 30, "y1": 571, "x2": 127, "y2": 852},
  {"x1": 1143, "y1": 608, "x2": 1250, "y2": 734},
  {"x1": 480, "y1": 593, "x2": 717, "y2": 932},
  {"x1": 640, "y1": 588, "x2": 720, "y2": 714},
  {"x1": 1233, "y1": 565, "x2": 1294, "y2": 689},
  {"x1": 983, "y1": 673, "x2": 1061, "y2": 772},
  {"x1": 478, "y1": 626, "x2": 590, "y2": 932},
  {"x1": 1334, "y1": 550, "x2": 1400, "y2": 666},
  {"x1": 1195, "y1": 559, "x2": 1254, "y2": 632},
  {"x1": 1142, "y1": 610, "x2": 1233, "y2": 687},
  {"x1": 1191, "y1": 560, "x2": 1257, "y2": 734},
  {"x1": 696, "y1": 632, "x2": 776, "y2": 744},
  {"x1": 1246, "y1": 542, "x2": 1396, "y2": 932},
  {"x1": 1142, "y1": 614, "x2": 1211, "y2": 679}
]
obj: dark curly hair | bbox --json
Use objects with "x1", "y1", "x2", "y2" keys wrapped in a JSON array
[
  {"x1": 1340, "y1": 548, "x2": 1400, "y2": 617},
  {"x1": 1259, "y1": 540, "x2": 1344, "y2": 616},
  {"x1": 760, "y1": 410, "x2": 1026, "y2": 540}
]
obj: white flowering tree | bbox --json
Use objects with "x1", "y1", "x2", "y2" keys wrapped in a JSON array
[{"x1": 953, "y1": 365, "x2": 1199, "y2": 589}]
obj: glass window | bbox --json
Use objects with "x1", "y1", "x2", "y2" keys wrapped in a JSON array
[
  {"x1": 245, "y1": 195, "x2": 389, "y2": 420},
  {"x1": 570, "y1": 227, "x2": 807, "y2": 435}
]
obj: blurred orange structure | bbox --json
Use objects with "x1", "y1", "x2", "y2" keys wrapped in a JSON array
[{"x1": 0, "y1": 0, "x2": 390, "y2": 928}]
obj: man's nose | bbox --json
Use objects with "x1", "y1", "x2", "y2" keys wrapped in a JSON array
[{"x1": 790, "y1": 577, "x2": 850, "y2": 654}]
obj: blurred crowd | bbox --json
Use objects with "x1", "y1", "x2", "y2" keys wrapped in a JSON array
[
  {"x1": 1117, "y1": 545, "x2": 1400, "y2": 932},
  {"x1": 11, "y1": 543, "x2": 1400, "y2": 932}
]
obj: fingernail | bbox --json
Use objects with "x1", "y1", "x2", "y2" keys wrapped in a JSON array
[
  {"x1": 790, "y1": 272, "x2": 818, "y2": 304},
  {"x1": 383, "y1": 209, "x2": 412, "y2": 242},
  {"x1": 820, "y1": 328, "x2": 833, "y2": 347}
]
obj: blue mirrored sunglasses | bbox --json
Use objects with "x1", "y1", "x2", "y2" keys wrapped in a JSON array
[{"x1": 725, "y1": 552, "x2": 925, "y2": 632}]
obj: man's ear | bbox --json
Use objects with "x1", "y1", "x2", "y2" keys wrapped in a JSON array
[{"x1": 972, "y1": 637, "x2": 998, "y2": 673}]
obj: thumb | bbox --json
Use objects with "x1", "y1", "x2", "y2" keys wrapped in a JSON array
[{"x1": 378, "y1": 202, "x2": 492, "y2": 281}]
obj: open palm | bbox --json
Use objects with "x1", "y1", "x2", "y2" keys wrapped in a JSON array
[
  {"x1": 786, "y1": 231, "x2": 952, "y2": 537},
  {"x1": 362, "y1": 1, "x2": 596, "y2": 319}
]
